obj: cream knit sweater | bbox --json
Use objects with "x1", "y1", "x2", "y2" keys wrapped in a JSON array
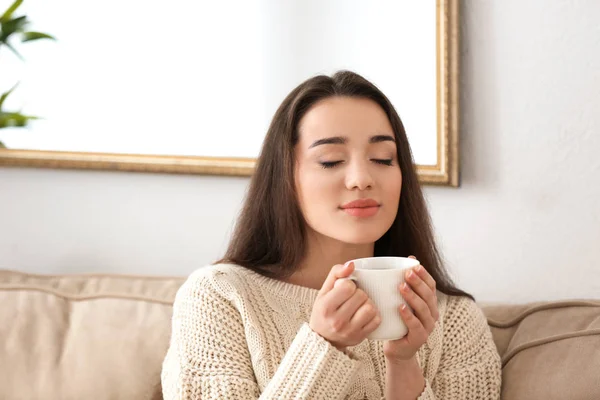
[{"x1": 161, "y1": 264, "x2": 501, "y2": 399}]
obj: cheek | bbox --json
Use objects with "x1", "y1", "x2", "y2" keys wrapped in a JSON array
[
  {"x1": 296, "y1": 169, "x2": 337, "y2": 216},
  {"x1": 295, "y1": 167, "x2": 319, "y2": 204},
  {"x1": 307, "y1": 171, "x2": 333, "y2": 198},
  {"x1": 386, "y1": 169, "x2": 402, "y2": 208}
]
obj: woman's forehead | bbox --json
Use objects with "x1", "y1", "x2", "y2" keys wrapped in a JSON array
[{"x1": 298, "y1": 97, "x2": 393, "y2": 142}]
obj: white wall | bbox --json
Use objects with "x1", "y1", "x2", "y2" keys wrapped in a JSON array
[{"x1": 1, "y1": 0, "x2": 599, "y2": 303}]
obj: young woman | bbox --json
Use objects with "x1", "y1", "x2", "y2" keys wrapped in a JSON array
[{"x1": 161, "y1": 71, "x2": 501, "y2": 399}]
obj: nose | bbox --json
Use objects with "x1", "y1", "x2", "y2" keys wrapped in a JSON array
[{"x1": 345, "y1": 160, "x2": 374, "y2": 191}]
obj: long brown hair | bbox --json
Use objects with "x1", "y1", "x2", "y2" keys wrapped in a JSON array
[{"x1": 218, "y1": 70, "x2": 473, "y2": 300}]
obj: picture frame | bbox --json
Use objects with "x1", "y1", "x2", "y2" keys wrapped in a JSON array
[{"x1": 0, "y1": 0, "x2": 459, "y2": 186}]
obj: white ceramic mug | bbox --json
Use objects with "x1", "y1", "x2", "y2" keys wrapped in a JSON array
[{"x1": 336, "y1": 256, "x2": 420, "y2": 341}]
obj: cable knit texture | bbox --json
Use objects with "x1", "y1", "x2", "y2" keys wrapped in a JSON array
[{"x1": 161, "y1": 264, "x2": 501, "y2": 399}]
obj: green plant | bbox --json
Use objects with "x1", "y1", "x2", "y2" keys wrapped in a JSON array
[{"x1": 0, "y1": 0, "x2": 55, "y2": 148}]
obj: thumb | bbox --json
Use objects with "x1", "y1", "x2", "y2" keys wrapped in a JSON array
[
  {"x1": 319, "y1": 262, "x2": 355, "y2": 295},
  {"x1": 408, "y1": 255, "x2": 417, "y2": 259}
]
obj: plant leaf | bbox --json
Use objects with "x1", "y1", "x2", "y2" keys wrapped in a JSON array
[
  {"x1": 0, "y1": 15, "x2": 29, "y2": 38},
  {"x1": 3, "y1": 40, "x2": 23, "y2": 60},
  {"x1": 0, "y1": 0, "x2": 23, "y2": 23},
  {"x1": 0, "y1": 83, "x2": 20, "y2": 111},
  {"x1": 0, "y1": 111, "x2": 39, "y2": 128},
  {"x1": 21, "y1": 31, "x2": 55, "y2": 42}
]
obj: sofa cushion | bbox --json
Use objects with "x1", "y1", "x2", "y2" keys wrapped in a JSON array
[
  {"x1": 482, "y1": 300, "x2": 600, "y2": 400},
  {"x1": 0, "y1": 270, "x2": 185, "y2": 400},
  {"x1": 2, "y1": 269, "x2": 599, "y2": 400}
]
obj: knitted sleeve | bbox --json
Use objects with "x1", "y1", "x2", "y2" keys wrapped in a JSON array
[
  {"x1": 161, "y1": 271, "x2": 361, "y2": 399},
  {"x1": 417, "y1": 296, "x2": 502, "y2": 400}
]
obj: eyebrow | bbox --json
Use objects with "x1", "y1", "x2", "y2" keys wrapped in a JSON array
[{"x1": 308, "y1": 134, "x2": 395, "y2": 148}]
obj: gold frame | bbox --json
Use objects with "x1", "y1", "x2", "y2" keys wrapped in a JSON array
[{"x1": 0, "y1": 0, "x2": 459, "y2": 187}]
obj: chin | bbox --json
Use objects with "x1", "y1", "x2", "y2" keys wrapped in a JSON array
[
  {"x1": 332, "y1": 229, "x2": 387, "y2": 245},
  {"x1": 308, "y1": 218, "x2": 393, "y2": 246}
]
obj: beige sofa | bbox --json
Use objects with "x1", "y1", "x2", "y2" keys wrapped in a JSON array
[{"x1": 1, "y1": 269, "x2": 599, "y2": 400}]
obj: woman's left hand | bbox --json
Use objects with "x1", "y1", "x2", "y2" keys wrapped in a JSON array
[{"x1": 383, "y1": 256, "x2": 439, "y2": 363}]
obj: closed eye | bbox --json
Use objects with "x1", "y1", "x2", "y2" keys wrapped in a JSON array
[
  {"x1": 372, "y1": 159, "x2": 393, "y2": 166},
  {"x1": 320, "y1": 161, "x2": 343, "y2": 169},
  {"x1": 320, "y1": 159, "x2": 393, "y2": 169}
]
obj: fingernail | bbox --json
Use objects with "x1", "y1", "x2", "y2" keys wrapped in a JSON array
[
  {"x1": 408, "y1": 270, "x2": 414, "y2": 279},
  {"x1": 402, "y1": 283, "x2": 410, "y2": 291},
  {"x1": 344, "y1": 261, "x2": 352, "y2": 269},
  {"x1": 416, "y1": 265, "x2": 423, "y2": 273}
]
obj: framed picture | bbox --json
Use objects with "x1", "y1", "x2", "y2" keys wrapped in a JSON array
[{"x1": 0, "y1": 0, "x2": 460, "y2": 186}]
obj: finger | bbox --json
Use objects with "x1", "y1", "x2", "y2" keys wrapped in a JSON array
[
  {"x1": 408, "y1": 255, "x2": 417, "y2": 259},
  {"x1": 361, "y1": 313, "x2": 381, "y2": 335},
  {"x1": 336, "y1": 288, "x2": 369, "y2": 320},
  {"x1": 401, "y1": 281, "x2": 436, "y2": 333},
  {"x1": 333, "y1": 276, "x2": 357, "y2": 290},
  {"x1": 399, "y1": 304, "x2": 429, "y2": 345},
  {"x1": 350, "y1": 299, "x2": 380, "y2": 329},
  {"x1": 322, "y1": 278, "x2": 357, "y2": 310},
  {"x1": 414, "y1": 264, "x2": 437, "y2": 294},
  {"x1": 407, "y1": 267, "x2": 439, "y2": 321},
  {"x1": 319, "y1": 262, "x2": 355, "y2": 296}
]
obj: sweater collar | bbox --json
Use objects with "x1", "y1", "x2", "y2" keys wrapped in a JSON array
[{"x1": 235, "y1": 265, "x2": 320, "y2": 306}]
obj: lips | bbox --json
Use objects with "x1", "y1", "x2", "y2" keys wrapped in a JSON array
[
  {"x1": 341, "y1": 198, "x2": 380, "y2": 209},
  {"x1": 340, "y1": 198, "x2": 380, "y2": 217}
]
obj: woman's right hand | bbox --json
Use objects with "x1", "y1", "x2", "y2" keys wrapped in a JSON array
[{"x1": 309, "y1": 262, "x2": 381, "y2": 351}]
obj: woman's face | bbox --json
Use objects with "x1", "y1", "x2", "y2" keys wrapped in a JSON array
[{"x1": 294, "y1": 96, "x2": 402, "y2": 245}]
